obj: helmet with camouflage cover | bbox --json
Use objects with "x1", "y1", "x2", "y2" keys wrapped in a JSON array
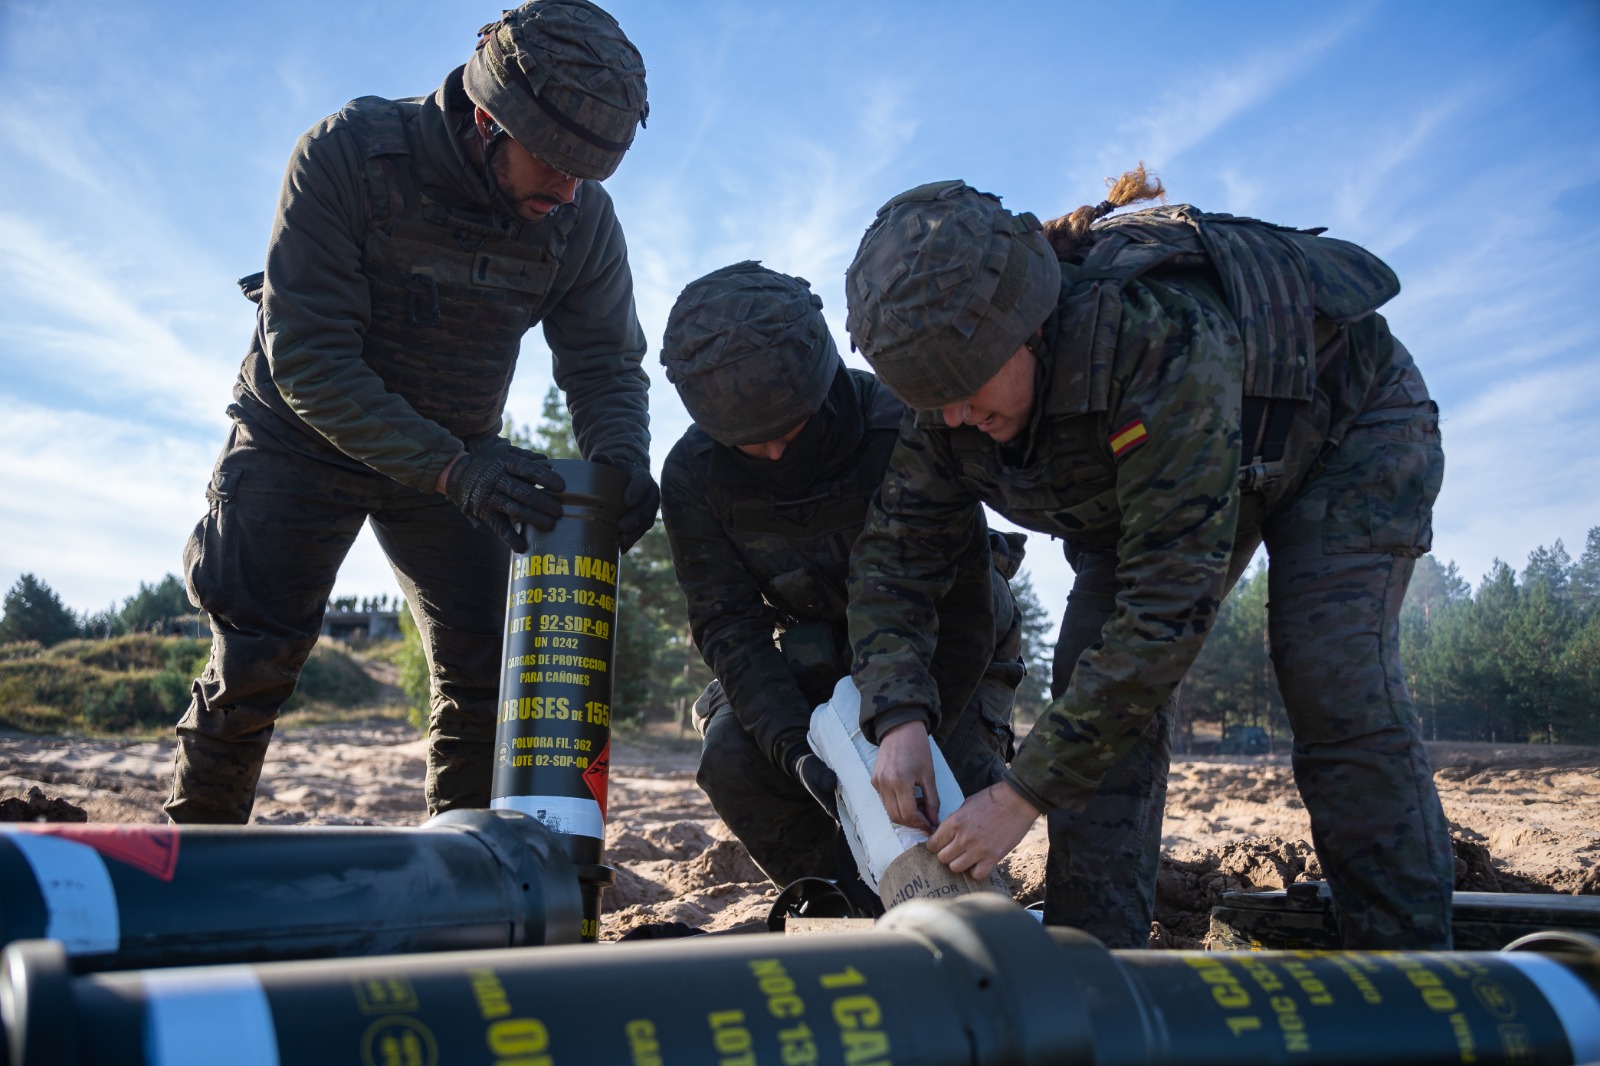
[
  {"x1": 464, "y1": 0, "x2": 648, "y2": 182},
  {"x1": 660, "y1": 261, "x2": 841, "y2": 447},
  {"x1": 844, "y1": 180, "x2": 1059, "y2": 411}
]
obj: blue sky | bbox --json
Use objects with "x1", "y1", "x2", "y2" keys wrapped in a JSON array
[{"x1": 1, "y1": 0, "x2": 1597, "y2": 632}]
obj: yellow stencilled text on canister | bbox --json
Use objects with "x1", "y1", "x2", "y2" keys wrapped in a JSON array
[
  {"x1": 1184, "y1": 956, "x2": 1262, "y2": 1038},
  {"x1": 1396, "y1": 958, "x2": 1460, "y2": 1013},
  {"x1": 1186, "y1": 956, "x2": 1252, "y2": 1009},
  {"x1": 817, "y1": 967, "x2": 890, "y2": 1066},
  {"x1": 625, "y1": 1019, "x2": 663, "y2": 1066},
  {"x1": 750, "y1": 959, "x2": 806, "y2": 1019},
  {"x1": 514, "y1": 554, "x2": 570, "y2": 579},
  {"x1": 485, "y1": 1017, "x2": 551, "y2": 1066},
  {"x1": 1269, "y1": 995, "x2": 1310, "y2": 1053},
  {"x1": 469, "y1": 968, "x2": 511, "y2": 1020},
  {"x1": 501, "y1": 696, "x2": 579, "y2": 723},
  {"x1": 573, "y1": 556, "x2": 617, "y2": 586},
  {"x1": 1330, "y1": 954, "x2": 1384, "y2": 1005},
  {"x1": 1281, "y1": 960, "x2": 1334, "y2": 1007},
  {"x1": 707, "y1": 1009, "x2": 755, "y2": 1066}
]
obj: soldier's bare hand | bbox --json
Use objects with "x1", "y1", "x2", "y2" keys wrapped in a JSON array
[
  {"x1": 871, "y1": 720, "x2": 937, "y2": 833},
  {"x1": 927, "y1": 782, "x2": 1040, "y2": 880}
]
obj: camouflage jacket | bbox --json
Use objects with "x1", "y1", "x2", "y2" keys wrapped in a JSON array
[
  {"x1": 232, "y1": 66, "x2": 650, "y2": 492},
  {"x1": 662, "y1": 368, "x2": 1010, "y2": 770},
  {"x1": 849, "y1": 207, "x2": 1407, "y2": 812}
]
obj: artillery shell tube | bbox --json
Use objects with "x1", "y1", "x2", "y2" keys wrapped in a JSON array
[
  {"x1": 0, "y1": 809, "x2": 580, "y2": 973},
  {"x1": 5, "y1": 896, "x2": 1597, "y2": 1066},
  {"x1": 492, "y1": 458, "x2": 626, "y2": 941}
]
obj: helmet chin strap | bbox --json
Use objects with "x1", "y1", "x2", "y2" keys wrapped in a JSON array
[{"x1": 473, "y1": 108, "x2": 556, "y2": 226}]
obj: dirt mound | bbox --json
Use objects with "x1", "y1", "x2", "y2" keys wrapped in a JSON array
[
  {"x1": 0, "y1": 785, "x2": 87, "y2": 822},
  {"x1": 2, "y1": 731, "x2": 1595, "y2": 943},
  {"x1": 1151, "y1": 833, "x2": 1585, "y2": 949},
  {"x1": 1154, "y1": 837, "x2": 1322, "y2": 947},
  {"x1": 606, "y1": 820, "x2": 715, "y2": 864}
]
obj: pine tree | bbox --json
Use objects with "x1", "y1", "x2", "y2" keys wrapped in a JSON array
[
  {"x1": 1570, "y1": 527, "x2": 1600, "y2": 617},
  {"x1": 1401, "y1": 554, "x2": 1472, "y2": 739},
  {"x1": 1465, "y1": 561, "x2": 1519, "y2": 740},
  {"x1": 1522, "y1": 541, "x2": 1573, "y2": 604},
  {"x1": 1559, "y1": 615, "x2": 1600, "y2": 742},
  {"x1": 507, "y1": 386, "x2": 582, "y2": 460},
  {"x1": 0, "y1": 574, "x2": 81, "y2": 647},
  {"x1": 1504, "y1": 577, "x2": 1577, "y2": 743},
  {"x1": 1008, "y1": 569, "x2": 1054, "y2": 725},
  {"x1": 1185, "y1": 561, "x2": 1282, "y2": 742},
  {"x1": 119, "y1": 575, "x2": 193, "y2": 633}
]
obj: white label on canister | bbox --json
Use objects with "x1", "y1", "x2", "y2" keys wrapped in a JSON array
[
  {"x1": 143, "y1": 966, "x2": 280, "y2": 1066},
  {"x1": 7, "y1": 832, "x2": 120, "y2": 954},
  {"x1": 492, "y1": 794, "x2": 604, "y2": 839},
  {"x1": 1501, "y1": 953, "x2": 1600, "y2": 1063}
]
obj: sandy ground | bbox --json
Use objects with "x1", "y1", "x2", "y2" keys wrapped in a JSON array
[{"x1": 2, "y1": 720, "x2": 1596, "y2": 944}]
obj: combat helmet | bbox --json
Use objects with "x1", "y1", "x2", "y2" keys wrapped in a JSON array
[
  {"x1": 661, "y1": 261, "x2": 841, "y2": 447},
  {"x1": 464, "y1": 0, "x2": 648, "y2": 181},
  {"x1": 845, "y1": 181, "x2": 1059, "y2": 411}
]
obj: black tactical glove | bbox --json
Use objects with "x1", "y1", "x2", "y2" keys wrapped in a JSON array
[
  {"x1": 593, "y1": 455, "x2": 660, "y2": 554},
  {"x1": 787, "y1": 749, "x2": 840, "y2": 822},
  {"x1": 444, "y1": 439, "x2": 566, "y2": 553}
]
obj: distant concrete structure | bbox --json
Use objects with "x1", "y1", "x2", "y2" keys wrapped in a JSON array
[{"x1": 321, "y1": 597, "x2": 403, "y2": 642}]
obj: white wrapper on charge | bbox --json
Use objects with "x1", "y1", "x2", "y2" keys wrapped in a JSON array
[{"x1": 806, "y1": 675, "x2": 968, "y2": 894}]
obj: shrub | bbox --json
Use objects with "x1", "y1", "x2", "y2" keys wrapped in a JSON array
[
  {"x1": 59, "y1": 634, "x2": 207, "y2": 673},
  {"x1": 0, "y1": 632, "x2": 383, "y2": 734},
  {"x1": 283, "y1": 641, "x2": 380, "y2": 711},
  {"x1": 395, "y1": 609, "x2": 431, "y2": 733}
]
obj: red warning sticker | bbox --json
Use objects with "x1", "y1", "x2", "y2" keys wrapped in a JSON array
[
  {"x1": 582, "y1": 740, "x2": 611, "y2": 820},
  {"x1": 19, "y1": 824, "x2": 181, "y2": 882}
]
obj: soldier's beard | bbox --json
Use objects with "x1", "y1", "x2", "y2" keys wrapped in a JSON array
[{"x1": 488, "y1": 145, "x2": 570, "y2": 222}]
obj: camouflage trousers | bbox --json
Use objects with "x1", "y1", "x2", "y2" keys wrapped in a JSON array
[
  {"x1": 165, "y1": 409, "x2": 508, "y2": 823},
  {"x1": 1044, "y1": 356, "x2": 1453, "y2": 950},
  {"x1": 698, "y1": 673, "x2": 1016, "y2": 889}
]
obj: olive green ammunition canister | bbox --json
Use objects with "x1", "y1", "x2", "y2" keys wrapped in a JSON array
[
  {"x1": 0, "y1": 810, "x2": 580, "y2": 976},
  {"x1": 491, "y1": 459, "x2": 626, "y2": 942},
  {"x1": 3, "y1": 896, "x2": 1596, "y2": 1066}
]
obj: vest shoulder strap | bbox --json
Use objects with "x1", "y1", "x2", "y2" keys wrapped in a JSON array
[{"x1": 337, "y1": 96, "x2": 413, "y2": 225}]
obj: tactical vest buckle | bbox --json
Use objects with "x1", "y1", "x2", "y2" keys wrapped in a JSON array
[{"x1": 1239, "y1": 459, "x2": 1284, "y2": 494}]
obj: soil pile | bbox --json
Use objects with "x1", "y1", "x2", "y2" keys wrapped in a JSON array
[{"x1": 2, "y1": 726, "x2": 1594, "y2": 942}]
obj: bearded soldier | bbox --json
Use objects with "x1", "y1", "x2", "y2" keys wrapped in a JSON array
[
  {"x1": 658, "y1": 261, "x2": 1024, "y2": 887},
  {"x1": 844, "y1": 170, "x2": 1453, "y2": 949},
  {"x1": 168, "y1": 0, "x2": 659, "y2": 824}
]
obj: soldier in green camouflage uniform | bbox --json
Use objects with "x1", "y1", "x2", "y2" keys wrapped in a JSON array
[
  {"x1": 167, "y1": 0, "x2": 659, "y2": 824},
  {"x1": 842, "y1": 179, "x2": 1453, "y2": 949},
  {"x1": 659, "y1": 261, "x2": 1024, "y2": 887}
]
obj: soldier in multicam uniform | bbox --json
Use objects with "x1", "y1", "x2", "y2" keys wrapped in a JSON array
[
  {"x1": 658, "y1": 261, "x2": 1024, "y2": 888},
  {"x1": 842, "y1": 169, "x2": 1454, "y2": 949},
  {"x1": 167, "y1": 0, "x2": 660, "y2": 824}
]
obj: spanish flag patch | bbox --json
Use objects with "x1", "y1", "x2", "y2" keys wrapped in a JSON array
[{"x1": 1109, "y1": 419, "x2": 1149, "y2": 458}]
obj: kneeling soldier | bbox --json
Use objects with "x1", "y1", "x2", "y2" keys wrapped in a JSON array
[{"x1": 659, "y1": 261, "x2": 1026, "y2": 887}]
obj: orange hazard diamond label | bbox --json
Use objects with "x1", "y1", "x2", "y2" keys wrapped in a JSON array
[
  {"x1": 582, "y1": 740, "x2": 611, "y2": 819},
  {"x1": 23, "y1": 824, "x2": 181, "y2": 881}
]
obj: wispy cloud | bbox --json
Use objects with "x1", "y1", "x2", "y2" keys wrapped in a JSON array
[
  {"x1": 0, "y1": 399, "x2": 214, "y2": 613},
  {"x1": 0, "y1": 211, "x2": 243, "y2": 429},
  {"x1": 1072, "y1": 2, "x2": 1377, "y2": 189},
  {"x1": 1429, "y1": 359, "x2": 1600, "y2": 586}
]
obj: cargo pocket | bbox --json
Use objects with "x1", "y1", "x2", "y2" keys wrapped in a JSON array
[
  {"x1": 974, "y1": 674, "x2": 1019, "y2": 764},
  {"x1": 1321, "y1": 402, "x2": 1443, "y2": 556},
  {"x1": 777, "y1": 617, "x2": 850, "y2": 705},
  {"x1": 183, "y1": 468, "x2": 240, "y2": 612}
]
